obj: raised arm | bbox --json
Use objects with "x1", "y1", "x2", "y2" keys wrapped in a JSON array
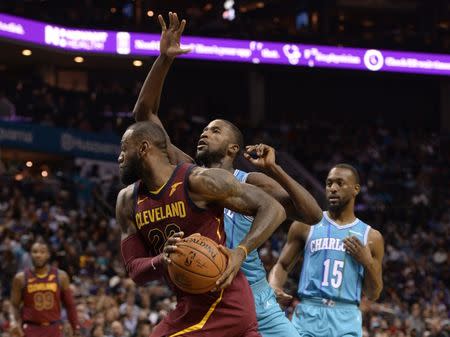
[
  {"x1": 116, "y1": 186, "x2": 165, "y2": 285},
  {"x1": 244, "y1": 144, "x2": 322, "y2": 224},
  {"x1": 10, "y1": 273, "x2": 24, "y2": 337},
  {"x1": 188, "y1": 167, "x2": 286, "y2": 289},
  {"x1": 268, "y1": 221, "x2": 309, "y2": 306},
  {"x1": 344, "y1": 229, "x2": 384, "y2": 301},
  {"x1": 133, "y1": 12, "x2": 193, "y2": 164}
]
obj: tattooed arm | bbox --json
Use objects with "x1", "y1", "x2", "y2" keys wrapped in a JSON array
[{"x1": 188, "y1": 167, "x2": 286, "y2": 289}]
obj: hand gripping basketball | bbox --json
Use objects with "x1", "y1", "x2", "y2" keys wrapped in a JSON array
[
  {"x1": 163, "y1": 231, "x2": 185, "y2": 265},
  {"x1": 167, "y1": 234, "x2": 228, "y2": 294}
]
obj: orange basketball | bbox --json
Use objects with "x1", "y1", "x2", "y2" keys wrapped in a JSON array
[{"x1": 168, "y1": 234, "x2": 227, "y2": 294}]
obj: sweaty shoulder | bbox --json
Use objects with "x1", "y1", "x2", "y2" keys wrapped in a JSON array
[
  {"x1": 188, "y1": 167, "x2": 236, "y2": 197},
  {"x1": 13, "y1": 271, "x2": 25, "y2": 284},
  {"x1": 368, "y1": 228, "x2": 383, "y2": 244},
  {"x1": 116, "y1": 184, "x2": 136, "y2": 233},
  {"x1": 290, "y1": 221, "x2": 311, "y2": 242}
]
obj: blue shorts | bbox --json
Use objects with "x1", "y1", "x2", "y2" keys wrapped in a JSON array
[
  {"x1": 292, "y1": 298, "x2": 362, "y2": 337},
  {"x1": 251, "y1": 278, "x2": 300, "y2": 337}
]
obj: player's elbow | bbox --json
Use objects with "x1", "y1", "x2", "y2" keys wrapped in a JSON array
[
  {"x1": 366, "y1": 283, "x2": 383, "y2": 301},
  {"x1": 303, "y1": 209, "x2": 322, "y2": 225},
  {"x1": 273, "y1": 202, "x2": 287, "y2": 224}
]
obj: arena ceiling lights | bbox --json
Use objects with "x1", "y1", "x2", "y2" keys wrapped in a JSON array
[{"x1": 1, "y1": 13, "x2": 450, "y2": 76}]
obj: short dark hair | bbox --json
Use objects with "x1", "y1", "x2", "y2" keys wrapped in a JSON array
[
  {"x1": 127, "y1": 121, "x2": 167, "y2": 151},
  {"x1": 333, "y1": 163, "x2": 360, "y2": 184},
  {"x1": 218, "y1": 119, "x2": 244, "y2": 153},
  {"x1": 32, "y1": 239, "x2": 50, "y2": 251}
]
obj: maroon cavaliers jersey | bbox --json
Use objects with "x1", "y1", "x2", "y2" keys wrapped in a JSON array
[
  {"x1": 134, "y1": 163, "x2": 225, "y2": 254},
  {"x1": 22, "y1": 267, "x2": 62, "y2": 324},
  {"x1": 134, "y1": 164, "x2": 261, "y2": 337}
]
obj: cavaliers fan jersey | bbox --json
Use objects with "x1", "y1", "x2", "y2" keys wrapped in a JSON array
[
  {"x1": 22, "y1": 267, "x2": 62, "y2": 324},
  {"x1": 133, "y1": 163, "x2": 225, "y2": 265}
]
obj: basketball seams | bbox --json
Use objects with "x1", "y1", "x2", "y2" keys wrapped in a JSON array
[
  {"x1": 176, "y1": 242, "x2": 224, "y2": 272},
  {"x1": 170, "y1": 258, "x2": 220, "y2": 279},
  {"x1": 168, "y1": 235, "x2": 228, "y2": 294}
]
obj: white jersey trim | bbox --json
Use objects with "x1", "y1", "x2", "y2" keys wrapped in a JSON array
[
  {"x1": 363, "y1": 225, "x2": 372, "y2": 245},
  {"x1": 323, "y1": 211, "x2": 360, "y2": 229}
]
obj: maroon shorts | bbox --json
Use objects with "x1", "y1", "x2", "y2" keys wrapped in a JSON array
[
  {"x1": 152, "y1": 271, "x2": 261, "y2": 337},
  {"x1": 23, "y1": 322, "x2": 63, "y2": 337}
]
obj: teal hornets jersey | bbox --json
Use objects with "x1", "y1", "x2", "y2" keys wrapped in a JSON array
[
  {"x1": 224, "y1": 169, "x2": 267, "y2": 285},
  {"x1": 298, "y1": 212, "x2": 371, "y2": 304}
]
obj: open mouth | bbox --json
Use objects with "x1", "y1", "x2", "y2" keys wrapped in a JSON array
[{"x1": 197, "y1": 139, "x2": 207, "y2": 149}]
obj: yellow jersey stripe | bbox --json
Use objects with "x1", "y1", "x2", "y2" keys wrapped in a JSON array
[
  {"x1": 149, "y1": 181, "x2": 167, "y2": 195},
  {"x1": 169, "y1": 289, "x2": 224, "y2": 337}
]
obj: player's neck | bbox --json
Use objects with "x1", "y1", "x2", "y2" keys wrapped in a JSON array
[
  {"x1": 33, "y1": 264, "x2": 50, "y2": 277},
  {"x1": 142, "y1": 161, "x2": 176, "y2": 192},
  {"x1": 326, "y1": 208, "x2": 356, "y2": 225},
  {"x1": 208, "y1": 158, "x2": 234, "y2": 173}
]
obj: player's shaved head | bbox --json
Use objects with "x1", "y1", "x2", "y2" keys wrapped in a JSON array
[
  {"x1": 216, "y1": 119, "x2": 244, "y2": 153},
  {"x1": 332, "y1": 163, "x2": 360, "y2": 185},
  {"x1": 126, "y1": 121, "x2": 167, "y2": 151}
]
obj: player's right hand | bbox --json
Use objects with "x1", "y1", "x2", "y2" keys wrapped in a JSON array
[
  {"x1": 9, "y1": 322, "x2": 24, "y2": 337},
  {"x1": 158, "y1": 12, "x2": 191, "y2": 59},
  {"x1": 212, "y1": 245, "x2": 246, "y2": 291},
  {"x1": 162, "y1": 231, "x2": 184, "y2": 265},
  {"x1": 243, "y1": 144, "x2": 277, "y2": 171},
  {"x1": 273, "y1": 287, "x2": 293, "y2": 308}
]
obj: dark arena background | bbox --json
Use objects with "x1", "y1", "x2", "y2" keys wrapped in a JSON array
[{"x1": 0, "y1": 1, "x2": 449, "y2": 337}]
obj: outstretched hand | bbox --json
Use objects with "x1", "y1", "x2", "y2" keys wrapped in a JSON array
[{"x1": 158, "y1": 12, "x2": 191, "y2": 59}]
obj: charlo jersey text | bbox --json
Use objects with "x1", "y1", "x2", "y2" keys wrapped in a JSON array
[
  {"x1": 298, "y1": 212, "x2": 371, "y2": 304},
  {"x1": 224, "y1": 169, "x2": 266, "y2": 285}
]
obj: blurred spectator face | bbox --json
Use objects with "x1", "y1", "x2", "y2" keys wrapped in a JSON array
[
  {"x1": 326, "y1": 167, "x2": 359, "y2": 212},
  {"x1": 92, "y1": 325, "x2": 105, "y2": 337},
  {"x1": 138, "y1": 323, "x2": 151, "y2": 337},
  {"x1": 412, "y1": 303, "x2": 421, "y2": 318},
  {"x1": 111, "y1": 320, "x2": 124, "y2": 337},
  {"x1": 31, "y1": 242, "x2": 50, "y2": 268}
]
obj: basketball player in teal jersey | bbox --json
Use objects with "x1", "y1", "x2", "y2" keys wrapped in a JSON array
[
  {"x1": 269, "y1": 164, "x2": 385, "y2": 337},
  {"x1": 132, "y1": 12, "x2": 322, "y2": 336}
]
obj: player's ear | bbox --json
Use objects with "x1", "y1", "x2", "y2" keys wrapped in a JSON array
[
  {"x1": 139, "y1": 141, "x2": 151, "y2": 157},
  {"x1": 228, "y1": 143, "x2": 240, "y2": 156},
  {"x1": 353, "y1": 184, "x2": 360, "y2": 197}
]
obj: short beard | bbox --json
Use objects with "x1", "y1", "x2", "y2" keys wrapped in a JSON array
[
  {"x1": 32, "y1": 260, "x2": 48, "y2": 269},
  {"x1": 328, "y1": 197, "x2": 350, "y2": 214},
  {"x1": 120, "y1": 154, "x2": 141, "y2": 185},
  {"x1": 195, "y1": 149, "x2": 227, "y2": 167}
]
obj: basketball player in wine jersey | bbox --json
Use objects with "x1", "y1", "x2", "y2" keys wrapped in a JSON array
[
  {"x1": 117, "y1": 120, "x2": 286, "y2": 336},
  {"x1": 9, "y1": 241, "x2": 80, "y2": 337},
  {"x1": 131, "y1": 12, "x2": 322, "y2": 337}
]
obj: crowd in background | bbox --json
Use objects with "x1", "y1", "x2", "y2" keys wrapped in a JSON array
[
  {"x1": 1, "y1": 0, "x2": 450, "y2": 53},
  {"x1": 0, "y1": 89, "x2": 448, "y2": 336}
]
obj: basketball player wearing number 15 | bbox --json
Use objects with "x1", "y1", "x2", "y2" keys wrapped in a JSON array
[
  {"x1": 9, "y1": 241, "x2": 80, "y2": 337},
  {"x1": 269, "y1": 164, "x2": 385, "y2": 337}
]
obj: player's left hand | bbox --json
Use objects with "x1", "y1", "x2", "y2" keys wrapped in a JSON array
[
  {"x1": 243, "y1": 144, "x2": 276, "y2": 170},
  {"x1": 343, "y1": 236, "x2": 373, "y2": 267},
  {"x1": 212, "y1": 245, "x2": 246, "y2": 291},
  {"x1": 158, "y1": 12, "x2": 191, "y2": 59}
]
